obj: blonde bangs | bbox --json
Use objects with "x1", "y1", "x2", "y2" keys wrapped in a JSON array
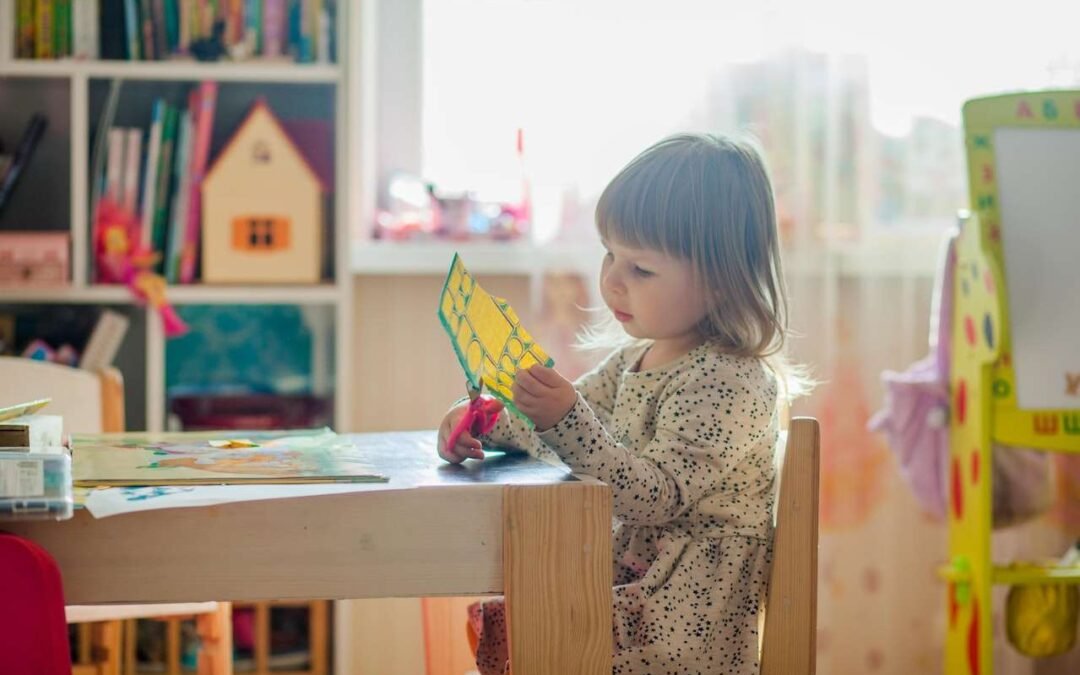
[{"x1": 595, "y1": 139, "x2": 699, "y2": 260}]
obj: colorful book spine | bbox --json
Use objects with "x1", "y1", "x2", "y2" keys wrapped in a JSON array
[
  {"x1": 180, "y1": 81, "x2": 217, "y2": 284},
  {"x1": 244, "y1": 0, "x2": 261, "y2": 54},
  {"x1": 140, "y1": 0, "x2": 157, "y2": 59},
  {"x1": 263, "y1": 0, "x2": 285, "y2": 57},
  {"x1": 122, "y1": 127, "x2": 143, "y2": 214},
  {"x1": 200, "y1": 0, "x2": 214, "y2": 37},
  {"x1": 140, "y1": 100, "x2": 165, "y2": 250},
  {"x1": 225, "y1": 0, "x2": 242, "y2": 47},
  {"x1": 105, "y1": 128, "x2": 126, "y2": 204},
  {"x1": 73, "y1": 0, "x2": 101, "y2": 59},
  {"x1": 310, "y1": 0, "x2": 322, "y2": 61},
  {"x1": 35, "y1": 0, "x2": 55, "y2": 59},
  {"x1": 296, "y1": 0, "x2": 313, "y2": 62},
  {"x1": 124, "y1": 0, "x2": 142, "y2": 60},
  {"x1": 287, "y1": 0, "x2": 300, "y2": 58},
  {"x1": 316, "y1": 2, "x2": 330, "y2": 64},
  {"x1": 99, "y1": 0, "x2": 128, "y2": 59},
  {"x1": 151, "y1": 105, "x2": 178, "y2": 265},
  {"x1": 15, "y1": 0, "x2": 35, "y2": 58},
  {"x1": 165, "y1": 107, "x2": 193, "y2": 282},
  {"x1": 177, "y1": 0, "x2": 191, "y2": 52},
  {"x1": 54, "y1": 0, "x2": 72, "y2": 58},
  {"x1": 152, "y1": 0, "x2": 170, "y2": 59},
  {"x1": 164, "y1": 0, "x2": 180, "y2": 54}
]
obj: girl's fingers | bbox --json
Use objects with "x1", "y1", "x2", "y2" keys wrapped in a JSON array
[
  {"x1": 527, "y1": 365, "x2": 563, "y2": 387},
  {"x1": 513, "y1": 369, "x2": 543, "y2": 396},
  {"x1": 456, "y1": 431, "x2": 484, "y2": 460},
  {"x1": 438, "y1": 442, "x2": 464, "y2": 464},
  {"x1": 512, "y1": 387, "x2": 540, "y2": 411}
]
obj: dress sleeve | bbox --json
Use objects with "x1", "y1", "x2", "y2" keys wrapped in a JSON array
[
  {"x1": 536, "y1": 359, "x2": 776, "y2": 526},
  {"x1": 477, "y1": 348, "x2": 627, "y2": 461}
]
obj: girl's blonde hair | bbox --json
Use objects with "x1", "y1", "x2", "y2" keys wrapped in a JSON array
[{"x1": 587, "y1": 132, "x2": 808, "y2": 397}]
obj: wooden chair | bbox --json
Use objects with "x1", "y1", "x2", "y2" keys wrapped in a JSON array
[
  {"x1": 0, "y1": 356, "x2": 232, "y2": 675},
  {"x1": 761, "y1": 416, "x2": 821, "y2": 675}
]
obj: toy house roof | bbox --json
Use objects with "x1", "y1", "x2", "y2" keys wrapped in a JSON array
[{"x1": 203, "y1": 98, "x2": 328, "y2": 193}]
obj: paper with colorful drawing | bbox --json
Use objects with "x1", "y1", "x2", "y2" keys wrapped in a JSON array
[
  {"x1": 81, "y1": 482, "x2": 395, "y2": 518},
  {"x1": 72, "y1": 428, "x2": 387, "y2": 486},
  {"x1": 437, "y1": 254, "x2": 553, "y2": 420}
]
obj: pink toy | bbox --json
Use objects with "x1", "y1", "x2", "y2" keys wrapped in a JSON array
[
  {"x1": 94, "y1": 198, "x2": 188, "y2": 337},
  {"x1": 869, "y1": 230, "x2": 1052, "y2": 526}
]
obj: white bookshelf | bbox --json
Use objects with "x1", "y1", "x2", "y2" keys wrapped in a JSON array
[
  {"x1": 0, "y1": 0, "x2": 355, "y2": 434},
  {"x1": 0, "y1": 58, "x2": 341, "y2": 82},
  {"x1": 0, "y1": 284, "x2": 344, "y2": 305}
]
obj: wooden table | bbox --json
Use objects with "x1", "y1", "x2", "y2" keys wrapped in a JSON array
[{"x1": 6, "y1": 432, "x2": 613, "y2": 675}]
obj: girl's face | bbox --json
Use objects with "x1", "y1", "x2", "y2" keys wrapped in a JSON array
[{"x1": 600, "y1": 237, "x2": 710, "y2": 352}]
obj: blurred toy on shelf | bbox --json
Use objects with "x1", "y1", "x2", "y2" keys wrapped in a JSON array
[
  {"x1": 374, "y1": 128, "x2": 532, "y2": 242},
  {"x1": 93, "y1": 198, "x2": 187, "y2": 337},
  {"x1": 0, "y1": 232, "x2": 69, "y2": 286},
  {"x1": 20, "y1": 339, "x2": 78, "y2": 367},
  {"x1": 374, "y1": 174, "x2": 530, "y2": 242}
]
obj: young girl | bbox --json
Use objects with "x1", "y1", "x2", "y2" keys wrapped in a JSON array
[{"x1": 438, "y1": 133, "x2": 799, "y2": 674}]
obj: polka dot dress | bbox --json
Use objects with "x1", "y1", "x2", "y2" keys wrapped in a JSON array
[{"x1": 474, "y1": 342, "x2": 779, "y2": 674}]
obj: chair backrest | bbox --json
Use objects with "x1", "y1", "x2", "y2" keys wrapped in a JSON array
[
  {"x1": 0, "y1": 356, "x2": 124, "y2": 433},
  {"x1": 761, "y1": 416, "x2": 820, "y2": 675}
]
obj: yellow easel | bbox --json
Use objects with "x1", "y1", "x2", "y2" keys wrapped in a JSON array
[{"x1": 943, "y1": 90, "x2": 1080, "y2": 675}]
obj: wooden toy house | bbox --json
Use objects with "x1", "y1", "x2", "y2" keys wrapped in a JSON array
[{"x1": 201, "y1": 99, "x2": 325, "y2": 284}]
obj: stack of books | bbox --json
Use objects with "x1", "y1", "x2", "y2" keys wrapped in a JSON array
[
  {"x1": 94, "y1": 81, "x2": 218, "y2": 283},
  {"x1": 14, "y1": 0, "x2": 336, "y2": 63}
]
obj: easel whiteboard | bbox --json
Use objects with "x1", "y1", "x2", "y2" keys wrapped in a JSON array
[{"x1": 994, "y1": 127, "x2": 1080, "y2": 410}]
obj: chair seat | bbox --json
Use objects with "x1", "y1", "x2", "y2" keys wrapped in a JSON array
[{"x1": 66, "y1": 602, "x2": 222, "y2": 623}]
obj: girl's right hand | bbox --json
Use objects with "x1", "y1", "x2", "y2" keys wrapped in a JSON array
[{"x1": 437, "y1": 402, "x2": 485, "y2": 464}]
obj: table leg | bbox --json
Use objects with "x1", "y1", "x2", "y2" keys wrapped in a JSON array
[{"x1": 503, "y1": 482, "x2": 612, "y2": 675}]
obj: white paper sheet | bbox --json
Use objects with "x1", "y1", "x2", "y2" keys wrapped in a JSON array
[
  {"x1": 994, "y1": 128, "x2": 1080, "y2": 410},
  {"x1": 83, "y1": 482, "x2": 396, "y2": 518}
]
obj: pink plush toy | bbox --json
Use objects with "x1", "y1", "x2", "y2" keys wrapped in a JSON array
[{"x1": 94, "y1": 198, "x2": 188, "y2": 337}]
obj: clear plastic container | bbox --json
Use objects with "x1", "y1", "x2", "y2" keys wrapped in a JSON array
[{"x1": 0, "y1": 448, "x2": 73, "y2": 521}]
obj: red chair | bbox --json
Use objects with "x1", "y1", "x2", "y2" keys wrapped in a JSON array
[{"x1": 0, "y1": 532, "x2": 72, "y2": 675}]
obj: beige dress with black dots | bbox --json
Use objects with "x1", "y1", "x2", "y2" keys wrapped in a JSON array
[{"x1": 472, "y1": 341, "x2": 779, "y2": 675}]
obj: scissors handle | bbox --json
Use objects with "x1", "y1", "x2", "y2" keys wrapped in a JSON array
[{"x1": 445, "y1": 395, "x2": 503, "y2": 454}]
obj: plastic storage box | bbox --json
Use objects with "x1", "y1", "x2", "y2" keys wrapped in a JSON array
[{"x1": 0, "y1": 449, "x2": 73, "y2": 520}]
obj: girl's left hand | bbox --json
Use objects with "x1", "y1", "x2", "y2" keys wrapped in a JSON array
[{"x1": 512, "y1": 365, "x2": 577, "y2": 431}]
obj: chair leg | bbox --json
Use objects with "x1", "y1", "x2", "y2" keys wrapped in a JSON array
[
  {"x1": 309, "y1": 601, "x2": 328, "y2": 675},
  {"x1": 255, "y1": 602, "x2": 271, "y2": 674},
  {"x1": 166, "y1": 618, "x2": 182, "y2": 675},
  {"x1": 123, "y1": 620, "x2": 137, "y2": 675},
  {"x1": 77, "y1": 623, "x2": 93, "y2": 665},
  {"x1": 90, "y1": 621, "x2": 123, "y2": 675}
]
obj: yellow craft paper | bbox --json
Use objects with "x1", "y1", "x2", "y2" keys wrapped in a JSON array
[{"x1": 438, "y1": 254, "x2": 553, "y2": 413}]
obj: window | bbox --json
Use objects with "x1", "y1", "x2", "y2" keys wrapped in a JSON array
[
  {"x1": 415, "y1": 0, "x2": 1080, "y2": 245},
  {"x1": 233, "y1": 216, "x2": 290, "y2": 251}
]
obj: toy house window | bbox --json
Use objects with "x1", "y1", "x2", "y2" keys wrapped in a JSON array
[
  {"x1": 253, "y1": 141, "x2": 272, "y2": 164},
  {"x1": 232, "y1": 217, "x2": 291, "y2": 252}
]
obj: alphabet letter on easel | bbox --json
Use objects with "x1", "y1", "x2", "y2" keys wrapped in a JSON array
[{"x1": 1067, "y1": 372, "x2": 1080, "y2": 397}]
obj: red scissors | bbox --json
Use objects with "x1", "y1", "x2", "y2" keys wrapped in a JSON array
[{"x1": 445, "y1": 378, "x2": 504, "y2": 454}]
